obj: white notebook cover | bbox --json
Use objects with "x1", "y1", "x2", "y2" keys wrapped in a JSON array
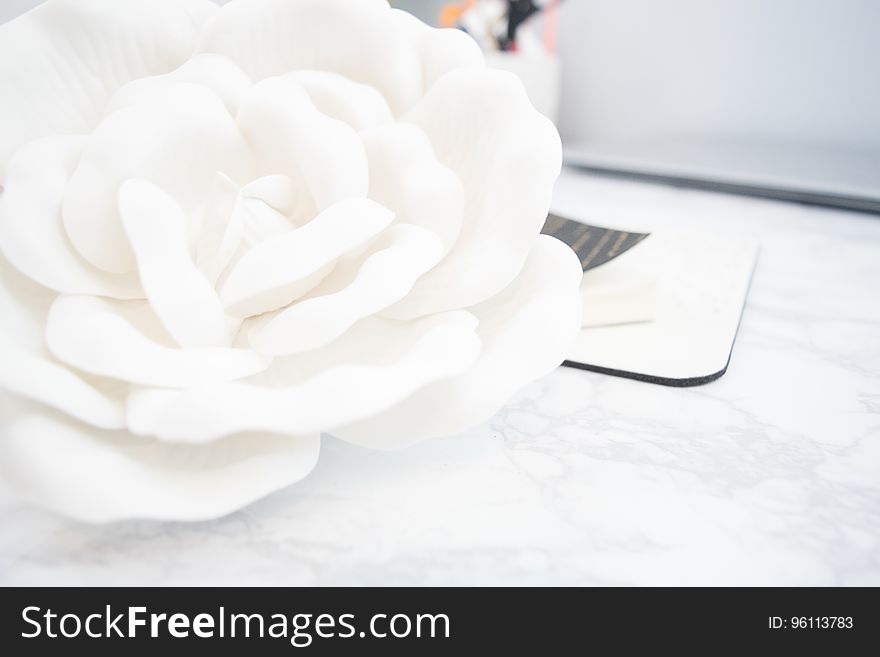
[{"x1": 566, "y1": 226, "x2": 759, "y2": 386}]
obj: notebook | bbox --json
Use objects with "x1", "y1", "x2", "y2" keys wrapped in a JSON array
[{"x1": 543, "y1": 215, "x2": 759, "y2": 387}]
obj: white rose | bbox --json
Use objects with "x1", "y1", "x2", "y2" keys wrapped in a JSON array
[{"x1": 0, "y1": 0, "x2": 582, "y2": 521}]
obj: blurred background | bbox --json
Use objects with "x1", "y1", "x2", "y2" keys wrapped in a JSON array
[
  {"x1": 3, "y1": 0, "x2": 878, "y2": 210},
  {"x1": 397, "y1": 0, "x2": 880, "y2": 211},
  {"x1": 401, "y1": 1, "x2": 879, "y2": 148}
]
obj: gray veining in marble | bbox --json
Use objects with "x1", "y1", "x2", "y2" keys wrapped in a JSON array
[{"x1": 2, "y1": 170, "x2": 878, "y2": 586}]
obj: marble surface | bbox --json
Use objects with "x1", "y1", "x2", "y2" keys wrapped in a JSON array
[{"x1": 2, "y1": 169, "x2": 878, "y2": 586}]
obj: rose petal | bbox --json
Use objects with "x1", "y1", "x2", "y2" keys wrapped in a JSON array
[
  {"x1": 237, "y1": 76, "x2": 368, "y2": 213},
  {"x1": 361, "y1": 122, "x2": 464, "y2": 251},
  {"x1": 390, "y1": 8, "x2": 484, "y2": 93},
  {"x1": 241, "y1": 175, "x2": 298, "y2": 217},
  {"x1": 194, "y1": 174, "x2": 309, "y2": 288},
  {"x1": 198, "y1": 0, "x2": 422, "y2": 114},
  {"x1": 194, "y1": 172, "x2": 243, "y2": 285},
  {"x1": 63, "y1": 83, "x2": 253, "y2": 273},
  {"x1": 0, "y1": 399, "x2": 319, "y2": 523},
  {"x1": 46, "y1": 295, "x2": 270, "y2": 389},
  {"x1": 105, "y1": 53, "x2": 253, "y2": 116},
  {"x1": 0, "y1": 256, "x2": 126, "y2": 429},
  {"x1": 386, "y1": 68, "x2": 562, "y2": 319},
  {"x1": 0, "y1": 343, "x2": 126, "y2": 431},
  {"x1": 0, "y1": 136, "x2": 141, "y2": 299},
  {"x1": 249, "y1": 223, "x2": 444, "y2": 356},
  {"x1": 119, "y1": 178, "x2": 232, "y2": 348},
  {"x1": 0, "y1": 0, "x2": 217, "y2": 182},
  {"x1": 219, "y1": 198, "x2": 395, "y2": 318},
  {"x1": 126, "y1": 311, "x2": 482, "y2": 442},
  {"x1": 178, "y1": 0, "x2": 218, "y2": 24},
  {"x1": 333, "y1": 236, "x2": 582, "y2": 449},
  {"x1": 287, "y1": 70, "x2": 393, "y2": 132}
]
